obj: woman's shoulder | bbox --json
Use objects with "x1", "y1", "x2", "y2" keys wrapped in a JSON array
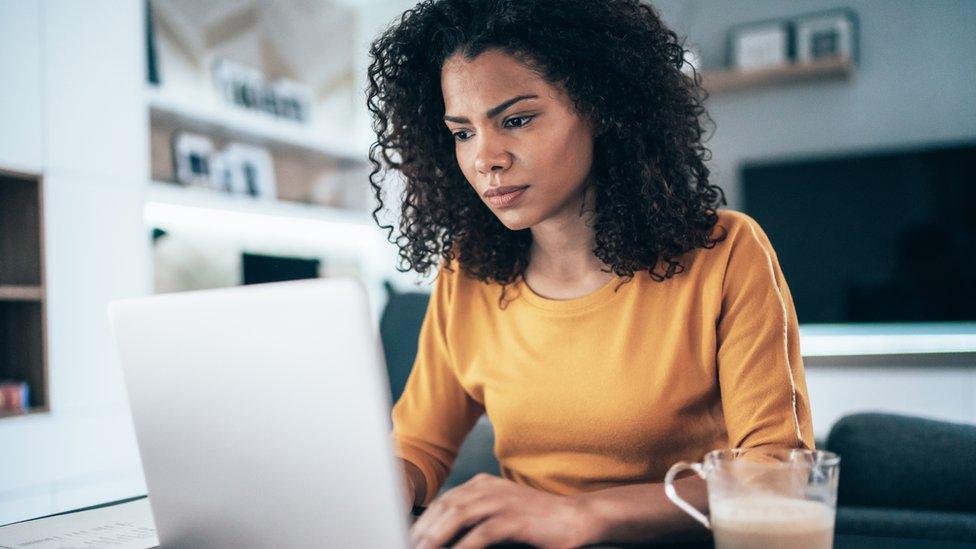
[
  {"x1": 713, "y1": 208, "x2": 763, "y2": 239},
  {"x1": 431, "y1": 257, "x2": 514, "y2": 310},
  {"x1": 674, "y1": 208, "x2": 779, "y2": 278},
  {"x1": 708, "y1": 208, "x2": 778, "y2": 255},
  {"x1": 705, "y1": 208, "x2": 786, "y2": 279},
  {"x1": 431, "y1": 257, "x2": 490, "y2": 298}
]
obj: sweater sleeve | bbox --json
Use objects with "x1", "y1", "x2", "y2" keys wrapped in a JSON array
[
  {"x1": 391, "y1": 263, "x2": 485, "y2": 504},
  {"x1": 716, "y1": 216, "x2": 816, "y2": 450}
]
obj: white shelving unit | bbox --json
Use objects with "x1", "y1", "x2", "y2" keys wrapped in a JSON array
[{"x1": 146, "y1": 85, "x2": 369, "y2": 162}]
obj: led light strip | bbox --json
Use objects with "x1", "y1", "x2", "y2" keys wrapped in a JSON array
[{"x1": 143, "y1": 201, "x2": 382, "y2": 251}]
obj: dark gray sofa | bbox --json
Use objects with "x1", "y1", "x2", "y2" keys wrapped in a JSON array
[{"x1": 827, "y1": 412, "x2": 976, "y2": 543}]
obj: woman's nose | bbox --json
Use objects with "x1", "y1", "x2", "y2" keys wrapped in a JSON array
[{"x1": 474, "y1": 137, "x2": 512, "y2": 175}]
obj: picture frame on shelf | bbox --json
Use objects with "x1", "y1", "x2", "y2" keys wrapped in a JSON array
[
  {"x1": 173, "y1": 132, "x2": 215, "y2": 188},
  {"x1": 216, "y1": 142, "x2": 277, "y2": 200},
  {"x1": 209, "y1": 152, "x2": 233, "y2": 193},
  {"x1": 727, "y1": 18, "x2": 794, "y2": 71},
  {"x1": 793, "y1": 8, "x2": 859, "y2": 65}
]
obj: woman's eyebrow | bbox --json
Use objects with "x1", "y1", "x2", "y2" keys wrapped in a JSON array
[{"x1": 443, "y1": 94, "x2": 539, "y2": 123}]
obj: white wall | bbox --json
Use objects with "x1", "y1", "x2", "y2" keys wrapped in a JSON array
[
  {"x1": 0, "y1": 0, "x2": 150, "y2": 526},
  {"x1": 806, "y1": 364, "x2": 976, "y2": 441}
]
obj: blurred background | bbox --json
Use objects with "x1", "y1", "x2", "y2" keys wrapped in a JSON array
[{"x1": 0, "y1": 0, "x2": 973, "y2": 527}]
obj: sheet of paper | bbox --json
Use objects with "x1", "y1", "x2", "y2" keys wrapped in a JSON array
[{"x1": 0, "y1": 498, "x2": 158, "y2": 549}]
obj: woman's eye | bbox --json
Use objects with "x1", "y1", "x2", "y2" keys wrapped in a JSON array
[
  {"x1": 451, "y1": 116, "x2": 533, "y2": 141},
  {"x1": 504, "y1": 115, "x2": 534, "y2": 128}
]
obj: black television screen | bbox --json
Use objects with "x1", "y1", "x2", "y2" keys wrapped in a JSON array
[
  {"x1": 741, "y1": 141, "x2": 975, "y2": 324},
  {"x1": 242, "y1": 252, "x2": 321, "y2": 285}
]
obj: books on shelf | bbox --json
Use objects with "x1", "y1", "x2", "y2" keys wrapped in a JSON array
[{"x1": 0, "y1": 381, "x2": 29, "y2": 412}]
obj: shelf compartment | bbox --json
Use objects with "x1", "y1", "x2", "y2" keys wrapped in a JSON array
[
  {"x1": 0, "y1": 172, "x2": 47, "y2": 419},
  {"x1": 0, "y1": 173, "x2": 42, "y2": 286},
  {"x1": 0, "y1": 300, "x2": 47, "y2": 411}
]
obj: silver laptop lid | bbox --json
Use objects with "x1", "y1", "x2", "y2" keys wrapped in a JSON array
[{"x1": 108, "y1": 278, "x2": 409, "y2": 548}]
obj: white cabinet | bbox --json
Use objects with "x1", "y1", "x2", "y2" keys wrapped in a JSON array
[{"x1": 0, "y1": 0, "x2": 151, "y2": 526}]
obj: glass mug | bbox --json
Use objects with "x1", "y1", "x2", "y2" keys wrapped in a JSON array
[{"x1": 664, "y1": 448, "x2": 840, "y2": 549}]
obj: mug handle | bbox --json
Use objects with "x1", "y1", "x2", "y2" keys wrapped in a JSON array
[{"x1": 664, "y1": 461, "x2": 710, "y2": 529}]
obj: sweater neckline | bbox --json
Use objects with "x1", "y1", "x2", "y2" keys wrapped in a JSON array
[{"x1": 515, "y1": 272, "x2": 627, "y2": 313}]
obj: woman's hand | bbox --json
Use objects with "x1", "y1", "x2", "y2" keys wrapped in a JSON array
[{"x1": 410, "y1": 473, "x2": 595, "y2": 548}]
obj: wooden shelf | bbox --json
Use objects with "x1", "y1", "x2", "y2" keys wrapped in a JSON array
[
  {"x1": 0, "y1": 285, "x2": 43, "y2": 301},
  {"x1": 146, "y1": 86, "x2": 370, "y2": 163},
  {"x1": 0, "y1": 406, "x2": 48, "y2": 419},
  {"x1": 700, "y1": 56, "x2": 854, "y2": 93}
]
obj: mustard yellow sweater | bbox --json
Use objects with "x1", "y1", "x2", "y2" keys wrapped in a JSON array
[{"x1": 392, "y1": 209, "x2": 815, "y2": 505}]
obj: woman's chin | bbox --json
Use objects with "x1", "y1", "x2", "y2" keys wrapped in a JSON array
[{"x1": 494, "y1": 210, "x2": 537, "y2": 232}]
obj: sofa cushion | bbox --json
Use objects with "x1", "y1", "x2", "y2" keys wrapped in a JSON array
[
  {"x1": 836, "y1": 506, "x2": 976, "y2": 543},
  {"x1": 826, "y1": 412, "x2": 976, "y2": 513}
]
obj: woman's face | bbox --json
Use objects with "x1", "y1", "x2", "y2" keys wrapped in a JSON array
[{"x1": 441, "y1": 49, "x2": 595, "y2": 231}]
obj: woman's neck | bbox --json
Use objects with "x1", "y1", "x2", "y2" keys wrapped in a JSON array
[{"x1": 525, "y1": 188, "x2": 614, "y2": 297}]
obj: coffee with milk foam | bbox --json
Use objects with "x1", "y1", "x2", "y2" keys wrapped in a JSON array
[{"x1": 710, "y1": 494, "x2": 834, "y2": 549}]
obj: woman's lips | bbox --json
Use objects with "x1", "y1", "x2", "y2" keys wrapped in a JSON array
[{"x1": 485, "y1": 185, "x2": 529, "y2": 208}]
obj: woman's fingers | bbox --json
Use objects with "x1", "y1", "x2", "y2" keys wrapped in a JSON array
[
  {"x1": 412, "y1": 499, "x2": 480, "y2": 548},
  {"x1": 411, "y1": 477, "x2": 506, "y2": 548},
  {"x1": 452, "y1": 517, "x2": 517, "y2": 549}
]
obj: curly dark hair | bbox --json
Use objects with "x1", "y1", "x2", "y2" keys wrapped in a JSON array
[{"x1": 366, "y1": 0, "x2": 727, "y2": 290}]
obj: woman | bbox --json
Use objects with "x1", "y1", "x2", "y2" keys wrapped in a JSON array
[{"x1": 366, "y1": 0, "x2": 815, "y2": 547}]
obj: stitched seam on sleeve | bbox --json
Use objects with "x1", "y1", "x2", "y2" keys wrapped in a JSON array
[{"x1": 745, "y1": 222, "x2": 803, "y2": 447}]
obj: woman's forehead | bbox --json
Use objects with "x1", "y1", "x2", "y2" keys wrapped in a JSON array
[{"x1": 441, "y1": 51, "x2": 557, "y2": 114}]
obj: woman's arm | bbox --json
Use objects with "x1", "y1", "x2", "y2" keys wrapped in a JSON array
[
  {"x1": 715, "y1": 216, "x2": 816, "y2": 449},
  {"x1": 392, "y1": 261, "x2": 485, "y2": 506},
  {"x1": 409, "y1": 473, "x2": 710, "y2": 548},
  {"x1": 573, "y1": 475, "x2": 710, "y2": 545},
  {"x1": 400, "y1": 457, "x2": 427, "y2": 507}
]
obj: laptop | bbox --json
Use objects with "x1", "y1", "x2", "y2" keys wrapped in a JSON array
[{"x1": 108, "y1": 278, "x2": 411, "y2": 548}]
